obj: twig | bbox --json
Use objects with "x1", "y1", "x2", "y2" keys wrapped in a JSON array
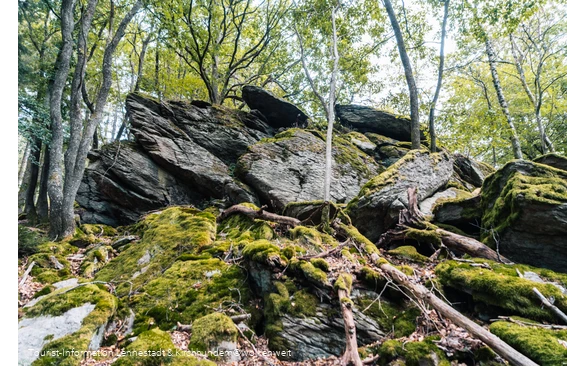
[
  {"x1": 533, "y1": 287, "x2": 567, "y2": 324},
  {"x1": 19, "y1": 261, "x2": 36, "y2": 288}
]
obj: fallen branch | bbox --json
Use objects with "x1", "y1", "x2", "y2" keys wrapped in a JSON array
[
  {"x1": 334, "y1": 223, "x2": 538, "y2": 366},
  {"x1": 335, "y1": 273, "x2": 363, "y2": 366},
  {"x1": 533, "y1": 287, "x2": 567, "y2": 324},
  {"x1": 298, "y1": 238, "x2": 350, "y2": 260},
  {"x1": 218, "y1": 204, "x2": 301, "y2": 227},
  {"x1": 377, "y1": 188, "x2": 511, "y2": 263},
  {"x1": 19, "y1": 261, "x2": 36, "y2": 288}
]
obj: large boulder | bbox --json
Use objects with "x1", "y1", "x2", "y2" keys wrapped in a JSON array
[
  {"x1": 235, "y1": 129, "x2": 380, "y2": 211},
  {"x1": 77, "y1": 142, "x2": 203, "y2": 226},
  {"x1": 335, "y1": 104, "x2": 424, "y2": 142},
  {"x1": 480, "y1": 160, "x2": 567, "y2": 272},
  {"x1": 242, "y1": 86, "x2": 310, "y2": 128},
  {"x1": 533, "y1": 153, "x2": 567, "y2": 171},
  {"x1": 346, "y1": 150, "x2": 454, "y2": 242},
  {"x1": 452, "y1": 153, "x2": 495, "y2": 188}
]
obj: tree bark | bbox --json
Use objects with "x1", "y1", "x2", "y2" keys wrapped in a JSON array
[
  {"x1": 382, "y1": 0, "x2": 420, "y2": 149},
  {"x1": 485, "y1": 37, "x2": 523, "y2": 160},
  {"x1": 428, "y1": 0, "x2": 449, "y2": 153},
  {"x1": 324, "y1": 5, "x2": 339, "y2": 202},
  {"x1": 47, "y1": 0, "x2": 77, "y2": 238},
  {"x1": 36, "y1": 144, "x2": 50, "y2": 222},
  {"x1": 18, "y1": 141, "x2": 30, "y2": 187},
  {"x1": 336, "y1": 274, "x2": 363, "y2": 366},
  {"x1": 24, "y1": 138, "x2": 42, "y2": 225},
  {"x1": 18, "y1": 159, "x2": 32, "y2": 215},
  {"x1": 217, "y1": 204, "x2": 301, "y2": 227}
]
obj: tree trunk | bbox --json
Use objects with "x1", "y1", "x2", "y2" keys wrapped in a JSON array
[
  {"x1": 134, "y1": 33, "x2": 152, "y2": 93},
  {"x1": 324, "y1": 5, "x2": 339, "y2": 202},
  {"x1": 24, "y1": 138, "x2": 42, "y2": 225},
  {"x1": 382, "y1": 0, "x2": 420, "y2": 149},
  {"x1": 18, "y1": 159, "x2": 32, "y2": 215},
  {"x1": 485, "y1": 37, "x2": 523, "y2": 160},
  {"x1": 58, "y1": 0, "x2": 143, "y2": 238},
  {"x1": 18, "y1": 141, "x2": 30, "y2": 187},
  {"x1": 47, "y1": 0, "x2": 77, "y2": 238},
  {"x1": 428, "y1": 0, "x2": 449, "y2": 153},
  {"x1": 37, "y1": 144, "x2": 50, "y2": 222},
  {"x1": 336, "y1": 274, "x2": 363, "y2": 366}
]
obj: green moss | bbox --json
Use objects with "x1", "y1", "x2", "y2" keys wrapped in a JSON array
[
  {"x1": 334, "y1": 273, "x2": 353, "y2": 292},
  {"x1": 338, "y1": 223, "x2": 379, "y2": 255},
  {"x1": 480, "y1": 161, "x2": 567, "y2": 246},
  {"x1": 394, "y1": 264, "x2": 415, "y2": 276},
  {"x1": 354, "y1": 297, "x2": 419, "y2": 338},
  {"x1": 388, "y1": 246, "x2": 429, "y2": 263},
  {"x1": 489, "y1": 321, "x2": 566, "y2": 365},
  {"x1": 112, "y1": 328, "x2": 215, "y2": 366},
  {"x1": 378, "y1": 338, "x2": 449, "y2": 366},
  {"x1": 80, "y1": 245, "x2": 114, "y2": 278},
  {"x1": 95, "y1": 207, "x2": 216, "y2": 295},
  {"x1": 189, "y1": 313, "x2": 238, "y2": 359},
  {"x1": 289, "y1": 226, "x2": 326, "y2": 253},
  {"x1": 80, "y1": 224, "x2": 118, "y2": 237},
  {"x1": 33, "y1": 285, "x2": 53, "y2": 298},
  {"x1": 298, "y1": 260, "x2": 328, "y2": 285},
  {"x1": 241, "y1": 240, "x2": 287, "y2": 266},
  {"x1": 310, "y1": 258, "x2": 330, "y2": 272},
  {"x1": 130, "y1": 258, "x2": 250, "y2": 333},
  {"x1": 29, "y1": 241, "x2": 78, "y2": 284},
  {"x1": 435, "y1": 259, "x2": 567, "y2": 322},
  {"x1": 18, "y1": 225, "x2": 46, "y2": 257},
  {"x1": 28, "y1": 285, "x2": 117, "y2": 366},
  {"x1": 217, "y1": 208, "x2": 275, "y2": 243}
]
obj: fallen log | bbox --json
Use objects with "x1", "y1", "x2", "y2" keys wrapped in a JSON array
[
  {"x1": 377, "y1": 187, "x2": 511, "y2": 263},
  {"x1": 335, "y1": 273, "x2": 363, "y2": 366},
  {"x1": 217, "y1": 204, "x2": 301, "y2": 227}
]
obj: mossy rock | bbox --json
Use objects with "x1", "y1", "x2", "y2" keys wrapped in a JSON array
[
  {"x1": 80, "y1": 245, "x2": 115, "y2": 278},
  {"x1": 378, "y1": 338, "x2": 450, "y2": 366},
  {"x1": 23, "y1": 284, "x2": 117, "y2": 366},
  {"x1": 388, "y1": 245, "x2": 429, "y2": 263},
  {"x1": 113, "y1": 328, "x2": 215, "y2": 366},
  {"x1": 533, "y1": 152, "x2": 567, "y2": 171},
  {"x1": 18, "y1": 225, "x2": 47, "y2": 258},
  {"x1": 189, "y1": 313, "x2": 239, "y2": 361},
  {"x1": 28, "y1": 241, "x2": 78, "y2": 285},
  {"x1": 241, "y1": 239, "x2": 287, "y2": 267},
  {"x1": 354, "y1": 294, "x2": 419, "y2": 338},
  {"x1": 489, "y1": 321, "x2": 566, "y2": 366},
  {"x1": 435, "y1": 259, "x2": 566, "y2": 322},
  {"x1": 289, "y1": 226, "x2": 337, "y2": 253},
  {"x1": 130, "y1": 258, "x2": 250, "y2": 333},
  {"x1": 95, "y1": 207, "x2": 216, "y2": 295},
  {"x1": 480, "y1": 160, "x2": 566, "y2": 272},
  {"x1": 217, "y1": 204, "x2": 275, "y2": 243}
]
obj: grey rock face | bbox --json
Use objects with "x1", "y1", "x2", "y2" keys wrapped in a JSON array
[
  {"x1": 419, "y1": 188, "x2": 460, "y2": 217},
  {"x1": 452, "y1": 153, "x2": 494, "y2": 188},
  {"x1": 432, "y1": 194, "x2": 482, "y2": 235},
  {"x1": 336, "y1": 104, "x2": 423, "y2": 142},
  {"x1": 480, "y1": 160, "x2": 567, "y2": 272},
  {"x1": 533, "y1": 153, "x2": 567, "y2": 171},
  {"x1": 77, "y1": 142, "x2": 202, "y2": 226},
  {"x1": 18, "y1": 303, "x2": 96, "y2": 366},
  {"x1": 347, "y1": 150, "x2": 454, "y2": 242},
  {"x1": 242, "y1": 86, "x2": 310, "y2": 128},
  {"x1": 236, "y1": 129, "x2": 379, "y2": 211}
]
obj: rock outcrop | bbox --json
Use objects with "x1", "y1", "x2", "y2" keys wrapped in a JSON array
[
  {"x1": 480, "y1": 160, "x2": 567, "y2": 272},
  {"x1": 335, "y1": 104, "x2": 424, "y2": 142},
  {"x1": 242, "y1": 86, "x2": 310, "y2": 128},
  {"x1": 533, "y1": 153, "x2": 567, "y2": 171},
  {"x1": 236, "y1": 129, "x2": 380, "y2": 211},
  {"x1": 452, "y1": 153, "x2": 495, "y2": 188},
  {"x1": 346, "y1": 150, "x2": 454, "y2": 242}
]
